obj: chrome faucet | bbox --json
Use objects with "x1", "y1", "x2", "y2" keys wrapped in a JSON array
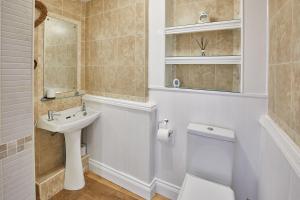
[
  {"x1": 48, "y1": 110, "x2": 61, "y2": 121},
  {"x1": 82, "y1": 102, "x2": 86, "y2": 112},
  {"x1": 82, "y1": 102, "x2": 87, "y2": 116},
  {"x1": 73, "y1": 102, "x2": 87, "y2": 117}
]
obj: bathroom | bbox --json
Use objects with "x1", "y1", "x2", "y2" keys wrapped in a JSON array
[{"x1": 0, "y1": 0, "x2": 299, "y2": 199}]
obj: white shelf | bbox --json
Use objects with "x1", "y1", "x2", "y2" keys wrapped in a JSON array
[
  {"x1": 148, "y1": 86, "x2": 268, "y2": 99},
  {"x1": 165, "y1": 56, "x2": 241, "y2": 65},
  {"x1": 165, "y1": 20, "x2": 241, "y2": 35}
]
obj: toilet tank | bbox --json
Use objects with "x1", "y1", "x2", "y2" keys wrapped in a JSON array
[{"x1": 186, "y1": 123, "x2": 236, "y2": 187}]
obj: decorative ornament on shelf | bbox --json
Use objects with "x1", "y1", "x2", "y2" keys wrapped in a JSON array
[
  {"x1": 195, "y1": 37, "x2": 209, "y2": 56},
  {"x1": 173, "y1": 78, "x2": 181, "y2": 88},
  {"x1": 198, "y1": 11, "x2": 210, "y2": 24}
]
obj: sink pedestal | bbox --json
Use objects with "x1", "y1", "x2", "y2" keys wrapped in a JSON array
[
  {"x1": 64, "y1": 130, "x2": 85, "y2": 190},
  {"x1": 37, "y1": 106, "x2": 101, "y2": 190}
]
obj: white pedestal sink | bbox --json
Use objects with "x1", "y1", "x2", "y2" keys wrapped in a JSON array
[{"x1": 37, "y1": 106, "x2": 100, "y2": 190}]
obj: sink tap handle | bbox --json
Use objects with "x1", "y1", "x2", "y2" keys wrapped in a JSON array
[
  {"x1": 82, "y1": 102, "x2": 86, "y2": 112},
  {"x1": 48, "y1": 110, "x2": 60, "y2": 121}
]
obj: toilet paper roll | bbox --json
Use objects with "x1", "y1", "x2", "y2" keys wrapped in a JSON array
[
  {"x1": 47, "y1": 88, "x2": 56, "y2": 99},
  {"x1": 157, "y1": 128, "x2": 172, "y2": 142}
]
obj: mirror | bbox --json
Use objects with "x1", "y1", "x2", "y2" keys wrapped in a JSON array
[{"x1": 43, "y1": 16, "x2": 80, "y2": 97}]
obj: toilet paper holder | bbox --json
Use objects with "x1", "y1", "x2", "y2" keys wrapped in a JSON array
[
  {"x1": 158, "y1": 119, "x2": 169, "y2": 127},
  {"x1": 158, "y1": 119, "x2": 174, "y2": 134}
]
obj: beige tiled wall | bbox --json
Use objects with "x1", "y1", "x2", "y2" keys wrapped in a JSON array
[
  {"x1": 84, "y1": 0, "x2": 148, "y2": 102},
  {"x1": 170, "y1": 64, "x2": 240, "y2": 92},
  {"x1": 169, "y1": 29, "x2": 241, "y2": 57},
  {"x1": 268, "y1": 0, "x2": 300, "y2": 147},
  {"x1": 34, "y1": 0, "x2": 85, "y2": 177},
  {"x1": 166, "y1": 0, "x2": 240, "y2": 27},
  {"x1": 36, "y1": 155, "x2": 89, "y2": 200}
]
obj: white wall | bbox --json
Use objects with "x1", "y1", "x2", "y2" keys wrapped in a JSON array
[
  {"x1": 242, "y1": 0, "x2": 268, "y2": 94},
  {"x1": 258, "y1": 116, "x2": 300, "y2": 200},
  {"x1": 148, "y1": 0, "x2": 268, "y2": 199},
  {"x1": 149, "y1": 90, "x2": 267, "y2": 200},
  {"x1": 83, "y1": 95, "x2": 157, "y2": 199}
]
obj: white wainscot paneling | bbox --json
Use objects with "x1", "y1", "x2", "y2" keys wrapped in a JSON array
[
  {"x1": 149, "y1": 89, "x2": 267, "y2": 200},
  {"x1": 258, "y1": 116, "x2": 300, "y2": 200},
  {"x1": 83, "y1": 95, "x2": 157, "y2": 199}
]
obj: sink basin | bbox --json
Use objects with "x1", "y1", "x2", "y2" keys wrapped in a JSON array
[
  {"x1": 38, "y1": 106, "x2": 100, "y2": 134},
  {"x1": 37, "y1": 106, "x2": 100, "y2": 190}
]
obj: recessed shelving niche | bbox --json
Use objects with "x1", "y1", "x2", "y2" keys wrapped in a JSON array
[{"x1": 165, "y1": 0, "x2": 243, "y2": 93}]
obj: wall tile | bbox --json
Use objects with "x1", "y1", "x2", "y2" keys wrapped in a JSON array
[
  {"x1": 86, "y1": 0, "x2": 103, "y2": 16},
  {"x1": 292, "y1": 63, "x2": 300, "y2": 142},
  {"x1": 42, "y1": 0, "x2": 63, "y2": 8},
  {"x1": 118, "y1": 6, "x2": 136, "y2": 36},
  {"x1": 135, "y1": 36, "x2": 146, "y2": 65},
  {"x1": 103, "y1": 11, "x2": 118, "y2": 38},
  {"x1": 115, "y1": 66, "x2": 136, "y2": 96},
  {"x1": 274, "y1": 64, "x2": 293, "y2": 135},
  {"x1": 136, "y1": 2, "x2": 146, "y2": 35},
  {"x1": 215, "y1": 0, "x2": 234, "y2": 22},
  {"x1": 269, "y1": 1, "x2": 292, "y2": 64},
  {"x1": 215, "y1": 65, "x2": 234, "y2": 91},
  {"x1": 135, "y1": 66, "x2": 147, "y2": 97},
  {"x1": 104, "y1": 0, "x2": 118, "y2": 11},
  {"x1": 85, "y1": 0, "x2": 148, "y2": 101},
  {"x1": 269, "y1": 0, "x2": 300, "y2": 148},
  {"x1": 103, "y1": 65, "x2": 119, "y2": 94},
  {"x1": 268, "y1": 65, "x2": 276, "y2": 114},
  {"x1": 269, "y1": 0, "x2": 290, "y2": 18},
  {"x1": 118, "y1": 36, "x2": 135, "y2": 66},
  {"x1": 89, "y1": 40, "x2": 103, "y2": 66},
  {"x1": 292, "y1": 0, "x2": 300, "y2": 62},
  {"x1": 63, "y1": 0, "x2": 83, "y2": 16},
  {"x1": 102, "y1": 39, "x2": 118, "y2": 66},
  {"x1": 119, "y1": 0, "x2": 136, "y2": 8}
]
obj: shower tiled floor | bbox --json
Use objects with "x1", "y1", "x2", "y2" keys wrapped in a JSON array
[{"x1": 51, "y1": 172, "x2": 169, "y2": 200}]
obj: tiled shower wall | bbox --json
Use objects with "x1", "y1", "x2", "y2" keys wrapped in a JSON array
[
  {"x1": 34, "y1": 0, "x2": 84, "y2": 177},
  {"x1": 0, "y1": 0, "x2": 35, "y2": 199},
  {"x1": 268, "y1": 0, "x2": 300, "y2": 146},
  {"x1": 84, "y1": 0, "x2": 148, "y2": 102}
]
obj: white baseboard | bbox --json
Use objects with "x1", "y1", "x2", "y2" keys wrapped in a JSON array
[
  {"x1": 154, "y1": 178, "x2": 181, "y2": 200},
  {"x1": 89, "y1": 159, "x2": 180, "y2": 200}
]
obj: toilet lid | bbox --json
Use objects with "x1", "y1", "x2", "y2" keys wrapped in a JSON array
[{"x1": 177, "y1": 174, "x2": 235, "y2": 200}]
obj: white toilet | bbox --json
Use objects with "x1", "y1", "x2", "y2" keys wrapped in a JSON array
[{"x1": 177, "y1": 123, "x2": 236, "y2": 200}]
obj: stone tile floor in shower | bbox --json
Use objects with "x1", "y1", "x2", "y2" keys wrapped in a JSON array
[{"x1": 51, "y1": 172, "x2": 169, "y2": 200}]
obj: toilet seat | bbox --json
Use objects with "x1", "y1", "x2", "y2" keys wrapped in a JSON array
[{"x1": 177, "y1": 174, "x2": 235, "y2": 200}]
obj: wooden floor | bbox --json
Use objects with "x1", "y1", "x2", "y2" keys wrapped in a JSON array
[{"x1": 51, "y1": 172, "x2": 169, "y2": 200}]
